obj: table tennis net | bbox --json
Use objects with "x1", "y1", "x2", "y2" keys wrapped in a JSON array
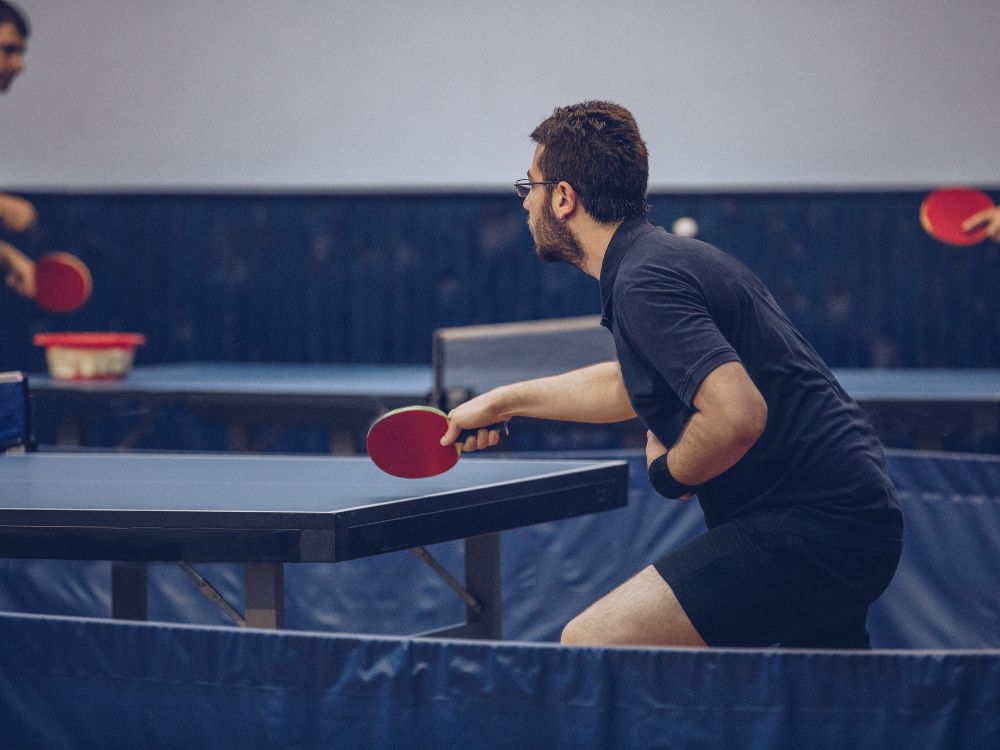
[
  {"x1": 0, "y1": 371, "x2": 30, "y2": 453},
  {"x1": 432, "y1": 316, "x2": 617, "y2": 409}
]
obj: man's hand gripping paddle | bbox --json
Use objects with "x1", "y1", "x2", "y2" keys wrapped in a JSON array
[{"x1": 366, "y1": 405, "x2": 508, "y2": 479}]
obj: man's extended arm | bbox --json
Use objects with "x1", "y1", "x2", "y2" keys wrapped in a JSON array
[{"x1": 440, "y1": 360, "x2": 636, "y2": 449}]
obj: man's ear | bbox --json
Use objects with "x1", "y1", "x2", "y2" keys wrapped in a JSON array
[{"x1": 552, "y1": 181, "x2": 577, "y2": 222}]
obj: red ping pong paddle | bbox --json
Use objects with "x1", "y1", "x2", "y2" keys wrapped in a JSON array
[
  {"x1": 366, "y1": 405, "x2": 508, "y2": 479},
  {"x1": 920, "y1": 187, "x2": 995, "y2": 246},
  {"x1": 34, "y1": 252, "x2": 92, "y2": 313}
]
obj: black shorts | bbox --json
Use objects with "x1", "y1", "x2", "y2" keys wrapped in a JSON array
[{"x1": 653, "y1": 510, "x2": 903, "y2": 648}]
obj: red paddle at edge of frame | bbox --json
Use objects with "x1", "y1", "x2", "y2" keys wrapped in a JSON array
[
  {"x1": 919, "y1": 187, "x2": 995, "y2": 247},
  {"x1": 34, "y1": 251, "x2": 93, "y2": 313},
  {"x1": 366, "y1": 405, "x2": 508, "y2": 479}
]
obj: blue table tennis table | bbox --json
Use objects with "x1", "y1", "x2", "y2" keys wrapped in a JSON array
[{"x1": 0, "y1": 452, "x2": 627, "y2": 637}]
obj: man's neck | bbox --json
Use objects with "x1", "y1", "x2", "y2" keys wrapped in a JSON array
[{"x1": 570, "y1": 217, "x2": 624, "y2": 279}]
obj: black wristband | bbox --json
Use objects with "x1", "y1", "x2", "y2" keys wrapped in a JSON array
[{"x1": 648, "y1": 453, "x2": 695, "y2": 499}]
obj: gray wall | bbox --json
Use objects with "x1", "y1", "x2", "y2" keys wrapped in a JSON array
[{"x1": 3, "y1": 0, "x2": 999, "y2": 190}]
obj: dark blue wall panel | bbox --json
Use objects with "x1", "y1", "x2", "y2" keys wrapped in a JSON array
[{"x1": 3, "y1": 190, "x2": 999, "y2": 373}]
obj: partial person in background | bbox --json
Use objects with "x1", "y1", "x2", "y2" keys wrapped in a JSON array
[
  {"x1": 962, "y1": 205, "x2": 1000, "y2": 242},
  {"x1": 0, "y1": 0, "x2": 26, "y2": 94},
  {"x1": 0, "y1": 196, "x2": 35, "y2": 297},
  {"x1": 0, "y1": 0, "x2": 36, "y2": 298}
]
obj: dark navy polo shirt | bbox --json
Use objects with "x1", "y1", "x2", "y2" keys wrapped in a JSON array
[{"x1": 600, "y1": 218, "x2": 901, "y2": 542}]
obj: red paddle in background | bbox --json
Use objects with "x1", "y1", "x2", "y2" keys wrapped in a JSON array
[
  {"x1": 919, "y1": 187, "x2": 995, "y2": 246},
  {"x1": 366, "y1": 405, "x2": 508, "y2": 479},
  {"x1": 34, "y1": 252, "x2": 92, "y2": 313}
]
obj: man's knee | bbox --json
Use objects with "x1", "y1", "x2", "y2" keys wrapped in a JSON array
[{"x1": 560, "y1": 613, "x2": 598, "y2": 646}]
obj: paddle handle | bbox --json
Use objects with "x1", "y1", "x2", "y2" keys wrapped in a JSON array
[{"x1": 455, "y1": 421, "x2": 509, "y2": 444}]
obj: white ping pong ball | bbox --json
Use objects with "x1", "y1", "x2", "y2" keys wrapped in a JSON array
[{"x1": 671, "y1": 217, "x2": 698, "y2": 238}]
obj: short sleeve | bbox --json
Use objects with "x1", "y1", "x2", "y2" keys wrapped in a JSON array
[{"x1": 616, "y1": 273, "x2": 740, "y2": 407}]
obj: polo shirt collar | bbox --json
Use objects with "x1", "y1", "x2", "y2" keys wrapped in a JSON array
[{"x1": 599, "y1": 216, "x2": 649, "y2": 327}]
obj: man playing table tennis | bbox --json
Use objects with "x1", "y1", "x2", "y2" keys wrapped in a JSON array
[{"x1": 442, "y1": 101, "x2": 903, "y2": 649}]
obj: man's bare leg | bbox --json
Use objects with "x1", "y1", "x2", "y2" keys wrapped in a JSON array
[{"x1": 560, "y1": 565, "x2": 707, "y2": 647}]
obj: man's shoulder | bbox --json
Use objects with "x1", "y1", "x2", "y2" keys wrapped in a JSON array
[
  {"x1": 617, "y1": 229, "x2": 729, "y2": 285},
  {"x1": 626, "y1": 227, "x2": 755, "y2": 289}
]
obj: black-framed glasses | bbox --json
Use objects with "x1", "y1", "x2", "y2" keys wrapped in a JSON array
[{"x1": 514, "y1": 178, "x2": 561, "y2": 198}]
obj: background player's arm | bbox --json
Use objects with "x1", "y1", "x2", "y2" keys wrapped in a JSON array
[
  {"x1": 441, "y1": 360, "x2": 635, "y2": 449},
  {"x1": 0, "y1": 240, "x2": 35, "y2": 297},
  {"x1": 0, "y1": 194, "x2": 37, "y2": 233}
]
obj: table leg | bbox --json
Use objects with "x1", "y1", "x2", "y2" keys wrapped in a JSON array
[
  {"x1": 56, "y1": 415, "x2": 85, "y2": 447},
  {"x1": 464, "y1": 532, "x2": 502, "y2": 638},
  {"x1": 111, "y1": 562, "x2": 148, "y2": 620},
  {"x1": 227, "y1": 423, "x2": 251, "y2": 452},
  {"x1": 244, "y1": 562, "x2": 284, "y2": 629},
  {"x1": 423, "y1": 532, "x2": 501, "y2": 640},
  {"x1": 329, "y1": 427, "x2": 357, "y2": 455}
]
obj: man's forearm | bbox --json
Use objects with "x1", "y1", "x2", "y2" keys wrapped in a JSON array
[
  {"x1": 494, "y1": 360, "x2": 636, "y2": 424},
  {"x1": 665, "y1": 362, "x2": 768, "y2": 486},
  {"x1": 666, "y1": 411, "x2": 760, "y2": 486}
]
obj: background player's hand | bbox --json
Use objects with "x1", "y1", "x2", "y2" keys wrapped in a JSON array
[
  {"x1": 0, "y1": 241, "x2": 36, "y2": 297},
  {"x1": 0, "y1": 194, "x2": 37, "y2": 234},
  {"x1": 645, "y1": 430, "x2": 667, "y2": 468},
  {"x1": 962, "y1": 206, "x2": 1000, "y2": 242},
  {"x1": 441, "y1": 393, "x2": 506, "y2": 453}
]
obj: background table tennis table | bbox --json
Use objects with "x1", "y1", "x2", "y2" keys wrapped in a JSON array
[
  {"x1": 430, "y1": 317, "x2": 1000, "y2": 451},
  {"x1": 0, "y1": 452, "x2": 627, "y2": 637},
  {"x1": 26, "y1": 318, "x2": 1000, "y2": 453},
  {"x1": 30, "y1": 362, "x2": 434, "y2": 452},
  {"x1": 832, "y1": 368, "x2": 1000, "y2": 450}
]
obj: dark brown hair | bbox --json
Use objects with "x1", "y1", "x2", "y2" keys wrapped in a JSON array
[
  {"x1": 530, "y1": 101, "x2": 649, "y2": 223},
  {"x1": 0, "y1": 1, "x2": 29, "y2": 38}
]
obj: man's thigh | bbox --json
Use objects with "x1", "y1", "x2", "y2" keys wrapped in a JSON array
[{"x1": 560, "y1": 565, "x2": 707, "y2": 647}]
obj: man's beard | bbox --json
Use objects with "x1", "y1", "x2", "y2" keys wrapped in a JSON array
[{"x1": 530, "y1": 199, "x2": 585, "y2": 270}]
